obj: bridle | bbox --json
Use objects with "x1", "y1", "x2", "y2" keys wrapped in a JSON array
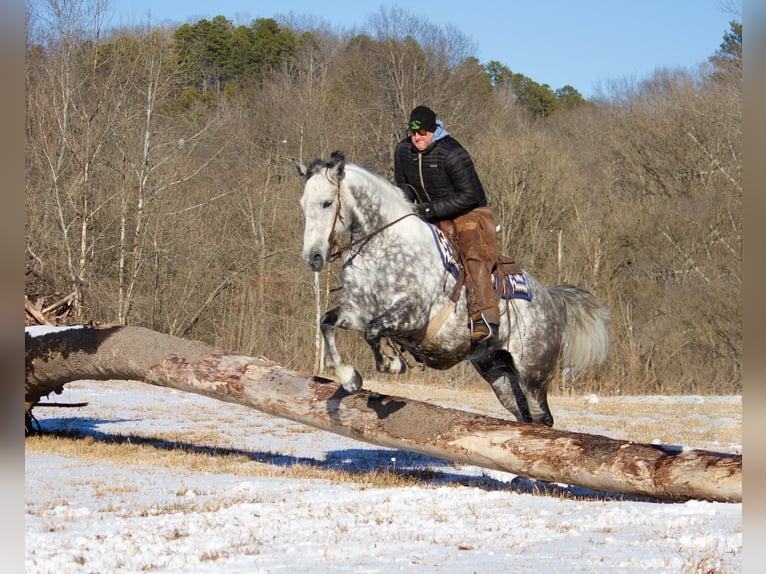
[{"x1": 324, "y1": 171, "x2": 418, "y2": 263}]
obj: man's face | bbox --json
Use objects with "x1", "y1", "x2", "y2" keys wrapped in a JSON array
[{"x1": 411, "y1": 129, "x2": 434, "y2": 152}]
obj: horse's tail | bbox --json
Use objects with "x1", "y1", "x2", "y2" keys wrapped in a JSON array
[{"x1": 546, "y1": 284, "x2": 610, "y2": 371}]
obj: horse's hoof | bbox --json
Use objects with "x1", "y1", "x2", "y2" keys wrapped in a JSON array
[
  {"x1": 338, "y1": 365, "x2": 363, "y2": 393},
  {"x1": 538, "y1": 413, "x2": 554, "y2": 427},
  {"x1": 378, "y1": 356, "x2": 407, "y2": 375}
]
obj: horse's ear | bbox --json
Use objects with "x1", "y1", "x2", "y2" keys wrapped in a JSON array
[
  {"x1": 329, "y1": 150, "x2": 346, "y2": 181},
  {"x1": 292, "y1": 159, "x2": 308, "y2": 179}
]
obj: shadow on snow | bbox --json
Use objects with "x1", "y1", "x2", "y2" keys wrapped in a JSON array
[{"x1": 29, "y1": 415, "x2": 668, "y2": 504}]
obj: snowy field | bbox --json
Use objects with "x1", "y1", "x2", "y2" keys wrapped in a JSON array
[{"x1": 25, "y1": 379, "x2": 742, "y2": 573}]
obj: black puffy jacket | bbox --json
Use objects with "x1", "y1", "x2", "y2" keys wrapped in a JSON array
[{"x1": 394, "y1": 134, "x2": 487, "y2": 221}]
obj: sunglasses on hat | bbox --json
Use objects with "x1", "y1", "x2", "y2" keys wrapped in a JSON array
[{"x1": 408, "y1": 120, "x2": 429, "y2": 136}]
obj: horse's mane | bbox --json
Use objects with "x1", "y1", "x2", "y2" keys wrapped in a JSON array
[
  {"x1": 305, "y1": 151, "x2": 413, "y2": 213},
  {"x1": 346, "y1": 163, "x2": 412, "y2": 211}
]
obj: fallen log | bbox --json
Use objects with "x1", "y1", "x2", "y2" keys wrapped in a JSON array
[{"x1": 25, "y1": 325, "x2": 742, "y2": 503}]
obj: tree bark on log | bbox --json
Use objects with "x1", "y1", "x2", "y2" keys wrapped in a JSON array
[{"x1": 25, "y1": 325, "x2": 742, "y2": 503}]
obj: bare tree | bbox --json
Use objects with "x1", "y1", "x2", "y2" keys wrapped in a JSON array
[
  {"x1": 26, "y1": 0, "x2": 121, "y2": 320},
  {"x1": 109, "y1": 30, "x2": 224, "y2": 325}
]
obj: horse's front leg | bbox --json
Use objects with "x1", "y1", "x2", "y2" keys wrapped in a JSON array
[{"x1": 320, "y1": 306, "x2": 363, "y2": 393}]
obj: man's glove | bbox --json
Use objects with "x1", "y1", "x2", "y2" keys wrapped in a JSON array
[{"x1": 415, "y1": 202, "x2": 434, "y2": 220}]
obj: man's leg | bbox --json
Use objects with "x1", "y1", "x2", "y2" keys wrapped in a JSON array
[{"x1": 455, "y1": 207, "x2": 500, "y2": 341}]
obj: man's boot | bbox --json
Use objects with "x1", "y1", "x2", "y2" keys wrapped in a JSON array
[{"x1": 465, "y1": 260, "x2": 500, "y2": 344}]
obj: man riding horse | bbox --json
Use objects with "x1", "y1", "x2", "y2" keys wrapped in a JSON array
[{"x1": 394, "y1": 105, "x2": 501, "y2": 344}]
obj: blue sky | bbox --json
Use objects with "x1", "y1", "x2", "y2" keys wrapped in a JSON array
[{"x1": 110, "y1": 0, "x2": 741, "y2": 99}]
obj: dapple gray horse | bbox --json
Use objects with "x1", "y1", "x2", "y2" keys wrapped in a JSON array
[{"x1": 296, "y1": 151, "x2": 609, "y2": 426}]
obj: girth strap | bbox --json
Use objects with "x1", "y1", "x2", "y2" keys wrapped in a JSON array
[{"x1": 422, "y1": 300, "x2": 455, "y2": 343}]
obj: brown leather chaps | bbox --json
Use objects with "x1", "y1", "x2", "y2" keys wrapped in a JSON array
[{"x1": 452, "y1": 206, "x2": 500, "y2": 326}]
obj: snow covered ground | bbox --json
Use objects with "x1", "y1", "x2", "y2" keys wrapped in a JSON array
[{"x1": 25, "y1": 380, "x2": 742, "y2": 573}]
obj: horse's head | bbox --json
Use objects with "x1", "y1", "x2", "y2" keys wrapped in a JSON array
[{"x1": 295, "y1": 151, "x2": 348, "y2": 272}]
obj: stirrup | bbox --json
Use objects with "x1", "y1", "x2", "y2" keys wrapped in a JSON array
[{"x1": 470, "y1": 317, "x2": 497, "y2": 343}]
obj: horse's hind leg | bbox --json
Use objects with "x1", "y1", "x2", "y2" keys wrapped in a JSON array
[
  {"x1": 364, "y1": 299, "x2": 416, "y2": 375},
  {"x1": 471, "y1": 350, "x2": 554, "y2": 426},
  {"x1": 364, "y1": 308, "x2": 409, "y2": 376},
  {"x1": 365, "y1": 331, "x2": 406, "y2": 375},
  {"x1": 472, "y1": 351, "x2": 532, "y2": 423},
  {"x1": 320, "y1": 307, "x2": 363, "y2": 393},
  {"x1": 519, "y1": 372, "x2": 555, "y2": 427}
]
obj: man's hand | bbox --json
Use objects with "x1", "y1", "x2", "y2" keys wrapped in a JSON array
[{"x1": 415, "y1": 202, "x2": 434, "y2": 220}]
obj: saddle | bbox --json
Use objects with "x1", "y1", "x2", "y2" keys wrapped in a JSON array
[
  {"x1": 419, "y1": 221, "x2": 532, "y2": 346},
  {"x1": 433, "y1": 221, "x2": 532, "y2": 303}
]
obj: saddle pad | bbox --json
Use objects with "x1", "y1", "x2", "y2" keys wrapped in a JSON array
[
  {"x1": 428, "y1": 224, "x2": 460, "y2": 279},
  {"x1": 496, "y1": 271, "x2": 533, "y2": 301}
]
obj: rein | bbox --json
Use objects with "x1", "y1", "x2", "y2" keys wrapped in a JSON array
[
  {"x1": 329, "y1": 213, "x2": 418, "y2": 262},
  {"x1": 326, "y1": 174, "x2": 418, "y2": 262}
]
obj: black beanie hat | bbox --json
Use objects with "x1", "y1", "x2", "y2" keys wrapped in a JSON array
[{"x1": 409, "y1": 105, "x2": 437, "y2": 132}]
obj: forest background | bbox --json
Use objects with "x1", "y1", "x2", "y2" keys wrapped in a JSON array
[{"x1": 24, "y1": 0, "x2": 742, "y2": 396}]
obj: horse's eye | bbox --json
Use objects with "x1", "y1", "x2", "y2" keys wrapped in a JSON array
[{"x1": 322, "y1": 200, "x2": 333, "y2": 209}]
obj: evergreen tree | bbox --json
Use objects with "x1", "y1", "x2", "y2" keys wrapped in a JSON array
[
  {"x1": 485, "y1": 60, "x2": 584, "y2": 116},
  {"x1": 555, "y1": 85, "x2": 586, "y2": 109},
  {"x1": 173, "y1": 16, "x2": 298, "y2": 96},
  {"x1": 709, "y1": 20, "x2": 742, "y2": 80}
]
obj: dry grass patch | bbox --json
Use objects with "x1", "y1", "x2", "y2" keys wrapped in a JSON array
[
  {"x1": 550, "y1": 395, "x2": 741, "y2": 452},
  {"x1": 25, "y1": 432, "x2": 431, "y2": 491}
]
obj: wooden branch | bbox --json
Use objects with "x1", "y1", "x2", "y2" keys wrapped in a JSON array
[
  {"x1": 42, "y1": 290, "x2": 78, "y2": 315},
  {"x1": 25, "y1": 297, "x2": 53, "y2": 326},
  {"x1": 25, "y1": 325, "x2": 742, "y2": 503}
]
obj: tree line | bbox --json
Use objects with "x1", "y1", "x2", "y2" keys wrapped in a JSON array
[{"x1": 25, "y1": 0, "x2": 742, "y2": 395}]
